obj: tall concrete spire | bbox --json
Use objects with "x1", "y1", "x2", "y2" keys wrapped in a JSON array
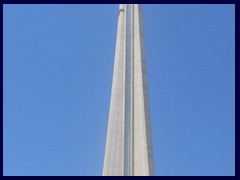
[{"x1": 103, "y1": 4, "x2": 154, "y2": 176}]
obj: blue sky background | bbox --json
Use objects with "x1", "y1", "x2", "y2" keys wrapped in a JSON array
[{"x1": 3, "y1": 4, "x2": 235, "y2": 176}]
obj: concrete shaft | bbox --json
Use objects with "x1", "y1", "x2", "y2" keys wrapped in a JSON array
[{"x1": 103, "y1": 4, "x2": 154, "y2": 176}]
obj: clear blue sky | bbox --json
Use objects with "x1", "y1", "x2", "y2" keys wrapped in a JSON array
[{"x1": 3, "y1": 4, "x2": 235, "y2": 176}]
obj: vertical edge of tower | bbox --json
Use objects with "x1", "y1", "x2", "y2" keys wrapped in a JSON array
[
  {"x1": 133, "y1": 4, "x2": 155, "y2": 176},
  {"x1": 102, "y1": 4, "x2": 126, "y2": 176}
]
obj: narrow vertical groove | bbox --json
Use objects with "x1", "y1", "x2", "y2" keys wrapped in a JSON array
[
  {"x1": 124, "y1": 4, "x2": 130, "y2": 176},
  {"x1": 131, "y1": 4, "x2": 135, "y2": 176},
  {"x1": 124, "y1": 4, "x2": 134, "y2": 176}
]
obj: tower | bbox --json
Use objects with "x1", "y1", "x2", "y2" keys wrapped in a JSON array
[{"x1": 103, "y1": 4, "x2": 154, "y2": 176}]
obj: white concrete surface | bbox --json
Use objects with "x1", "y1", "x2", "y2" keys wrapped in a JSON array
[{"x1": 103, "y1": 4, "x2": 154, "y2": 176}]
